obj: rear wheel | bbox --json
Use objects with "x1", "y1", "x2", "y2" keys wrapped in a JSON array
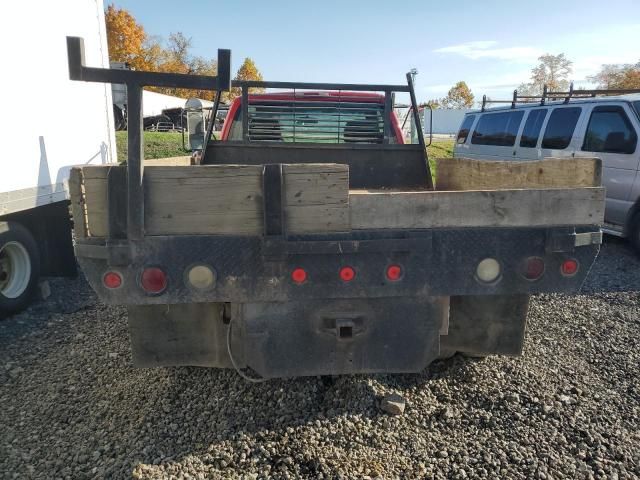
[
  {"x1": 630, "y1": 213, "x2": 640, "y2": 256},
  {"x1": 0, "y1": 222, "x2": 40, "y2": 316}
]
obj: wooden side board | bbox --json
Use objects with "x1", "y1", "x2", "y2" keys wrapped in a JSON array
[
  {"x1": 435, "y1": 157, "x2": 602, "y2": 190},
  {"x1": 68, "y1": 168, "x2": 87, "y2": 239},
  {"x1": 142, "y1": 156, "x2": 192, "y2": 166},
  {"x1": 78, "y1": 163, "x2": 350, "y2": 237},
  {"x1": 71, "y1": 157, "x2": 605, "y2": 238},
  {"x1": 349, "y1": 187, "x2": 605, "y2": 229}
]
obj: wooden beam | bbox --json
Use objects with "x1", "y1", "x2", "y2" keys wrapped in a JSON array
[
  {"x1": 68, "y1": 167, "x2": 87, "y2": 239},
  {"x1": 435, "y1": 157, "x2": 602, "y2": 191},
  {"x1": 350, "y1": 187, "x2": 605, "y2": 229},
  {"x1": 81, "y1": 163, "x2": 350, "y2": 237}
]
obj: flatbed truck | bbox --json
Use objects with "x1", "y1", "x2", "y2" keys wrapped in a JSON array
[{"x1": 67, "y1": 38, "x2": 603, "y2": 379}]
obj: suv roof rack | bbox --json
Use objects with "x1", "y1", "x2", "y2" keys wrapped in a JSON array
[{"x1": 481, "y1": 82, "x2": 640, "y2": 112}]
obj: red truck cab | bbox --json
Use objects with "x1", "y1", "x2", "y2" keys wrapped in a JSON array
[{"x1": 220, "y1": 91, "x2": 405, "y2": 144}]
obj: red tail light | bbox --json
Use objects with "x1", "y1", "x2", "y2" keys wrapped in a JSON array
[
  {"x1": 561, "y1": 259, "x2": 579, "y2": 276},
  {"x1": 524, "y1": 257, "x2": 545, "y2": 281},
  {"x1": 291, "y1": 267, "x2": 307, "y2": 284},
  {"x1": 386, "y1": 264, "x2": 403, "y2": 281},
  {"x1": 141, "y1": 267, "x2": 168, "y2": 294},
  {"x1": 339, "y1": 266, "x2": 356, "y2": 282},
  {"x1": 103, "y1": 271, "x2": 122, "y2": 289}
]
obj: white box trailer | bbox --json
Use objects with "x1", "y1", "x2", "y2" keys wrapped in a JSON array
[{"x1": 0, "y1": 0, "x2": 115, "y2": 314}]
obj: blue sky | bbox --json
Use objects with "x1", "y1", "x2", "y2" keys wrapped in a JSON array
[{"x1": 112, "y1": 0, "x2": 640, "y2": 103}]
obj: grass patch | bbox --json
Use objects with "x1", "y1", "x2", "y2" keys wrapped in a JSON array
[
  {"x1": 427, "y1": 139, "x2": 454, "y2": 160},
  {"x1": 116, "y1": 131, "x2": 189, "y2": 162},
  {"x1": 426, "y1": 139, "x2": 454, "y2": 184}
]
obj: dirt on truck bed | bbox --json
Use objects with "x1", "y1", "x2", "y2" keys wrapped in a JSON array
[{"x1": 1, "y1": 238, "x2": 639, "y2": 479}]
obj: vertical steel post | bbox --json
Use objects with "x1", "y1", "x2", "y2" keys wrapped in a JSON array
[
  {"x1": 406, "y1": 72, "x2": 433, "y2": 189},
  {"x1": 200, "y1": 90, "x2": 221, "y2": 164},
  {"x1": 383, "y1": 91, "x2": 392, "y2": 144},
  {"x1": 126, "y1": 84, "x2": 144, "y2": 240},
  {"x1": 242, "y1": 86, "x2": 249, "y2": 142}
]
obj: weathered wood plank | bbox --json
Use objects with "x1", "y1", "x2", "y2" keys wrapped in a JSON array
[
  {"x1": 68, "y1": 168, "x2": 87, "y2": 239},
  {"x1": 286, "y1": 204, "x2": 350, "y2": 235},
  {"x1": 81, "y1": 163, "x2": 350, "y2": 236},
  {"x1": 145, "y1": 165, "x2": 263, "y2": 179},
  {"x1": 350, "y1": 187, "x2": 605, "y2": 229},
  {"x1": 147, "y1": 213, "x2": 263, "y2": 235},
  {"x1": 284, "y1": 172, "x2": 349, "y2": 206},
  {"x1": 82, "y1": 176, "x2": 109, "y2": 237},
  {"x1": 435, "y1": 157, "x2": 602, "y2": 190},
  {"x1": 142, "y1": 156, "x2": 192, "y2": 166}
]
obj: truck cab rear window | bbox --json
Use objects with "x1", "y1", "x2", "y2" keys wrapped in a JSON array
[
  {"x1": 229, "y1": 101, "x2": 386, "y2": 144},
  {"x1": 582, "y1": 105, "x2": 638, "y2": 154},
  {"x1": 471, "y1": 111, "x2": 524, "y2": 147},
  {"x1": 456, "y1": 115, "x2": 475, "y2": 144},
  {"x1": 541, "y1": 108, "x2": 581, "y2": 150},
  {"x1": 519, "y1": 109, "x2": 547, "y2": 148}
]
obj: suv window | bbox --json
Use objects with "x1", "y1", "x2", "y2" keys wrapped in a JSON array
[
  {"x1": 471, "y1": 111, "x2": 524, "y2": 146},
  {"x1": 634, "y1": 101, "x2": 640, "y2": 119},
  {"x1": 519, "y1": 109, "x2": 547, "y2": 148},
  {"x1": 582, "y1": 106, "x2": 638, "y2": 154},
  {"x1": 541, "y1": 107, "x2": 581, "y2": 149},
  {"x1": 456, "y1": 115, "x2": 475, "y2": 144}
]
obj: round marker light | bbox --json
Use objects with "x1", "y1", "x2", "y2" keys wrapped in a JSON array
[
  {"x1": 524, "y1": 257, "x2": 545, "y2": 281},
  {"x1": 187, "y1": 265, "x2": 215, "y2": 290},
  {"x1": 339, "y1": 266, "x2": 356, "y2": 282},
  {"x1": 103, "y1": 271, "x2": 122, "y2": 289},
  {"x1": 561, "y1": 259, "x2": 579, "y2": 276},
  {"x1": 476, "y1": 258, "x2": 501, "y2": 284},
  {"x1": 291, "y1": 267, "x2": 307, "y2": 284},
  {"x1": 141, "y1": 267, "x2": 168, "y2": 294},
  {"x1": 386, "y1": 264, "x2": 403, "y2": 281}
]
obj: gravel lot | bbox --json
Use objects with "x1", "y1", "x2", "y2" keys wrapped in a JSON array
[{"x1": 1, "y1": 238, "x2": 639, "y2": 479}]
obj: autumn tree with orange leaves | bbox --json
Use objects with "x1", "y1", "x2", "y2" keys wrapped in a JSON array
[
  {"x1": 105, "y1": 5, "x2": 156, "y2": 71},
  {"x1": 105, "y1": 5, "x2": 263, "y2": 101}
]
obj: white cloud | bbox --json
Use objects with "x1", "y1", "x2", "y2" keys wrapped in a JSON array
[{"x1": 434, "y1": 41, "x2": 542, "y2": 62}]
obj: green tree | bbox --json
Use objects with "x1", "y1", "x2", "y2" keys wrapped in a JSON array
[
  {"x1": 440, "y1": 81, "x2": 474, "y2": 109},
  {"x1": 519, "y1": 53, "x2": 573, "y2": 95}
]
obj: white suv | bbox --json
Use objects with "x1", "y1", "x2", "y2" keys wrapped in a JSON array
[{"x1": 454, "y1": 93, "x2": 640, "y2": 253}]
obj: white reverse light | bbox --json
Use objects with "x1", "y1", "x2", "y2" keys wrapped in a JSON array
[
  {"x1": 187, "y1": 265, "x2": 215, "y2": 290},
  {"x1": 476, "y1": 258, "x2": 501, "y2": 284}
]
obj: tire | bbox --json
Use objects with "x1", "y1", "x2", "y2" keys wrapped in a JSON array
[
  {"x1": 0, "y1": 222, "x2": 40, "y2": 316},
  {"x1": 630, "y1": 213, "x2": 640, "y2": 256}
]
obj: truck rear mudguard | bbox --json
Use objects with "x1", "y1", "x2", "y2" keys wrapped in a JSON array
[{"x1": 76, "y1": 226, "x2": 600, "y2": 378}]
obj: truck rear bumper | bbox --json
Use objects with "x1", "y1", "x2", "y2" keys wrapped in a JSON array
[
  {"x1": 128, "y1": 294, "x2": 528, "y2": 377},
  {"x1": 78, "y1": 226, "x2": 600, "y2": 306}
]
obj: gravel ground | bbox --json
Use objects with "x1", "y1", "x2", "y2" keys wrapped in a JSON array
[{"x1": 1, "y1": 238, "x2": 639, "y2": 479}]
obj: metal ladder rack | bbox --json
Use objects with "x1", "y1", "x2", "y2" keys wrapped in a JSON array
[{"x1": 481, "y1": 82, "x2": 640, "y2": 112}]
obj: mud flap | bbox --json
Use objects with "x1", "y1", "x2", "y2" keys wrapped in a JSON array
[
  {"x1": 234, "y1": 297, "x2": 446, "y2": 378},
  {"x1": 128, "y1": 303, "x2": 234, "y2": 368},
  {"x1": 441, "y1": 294, "x2": 530, "y2": 356}
]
